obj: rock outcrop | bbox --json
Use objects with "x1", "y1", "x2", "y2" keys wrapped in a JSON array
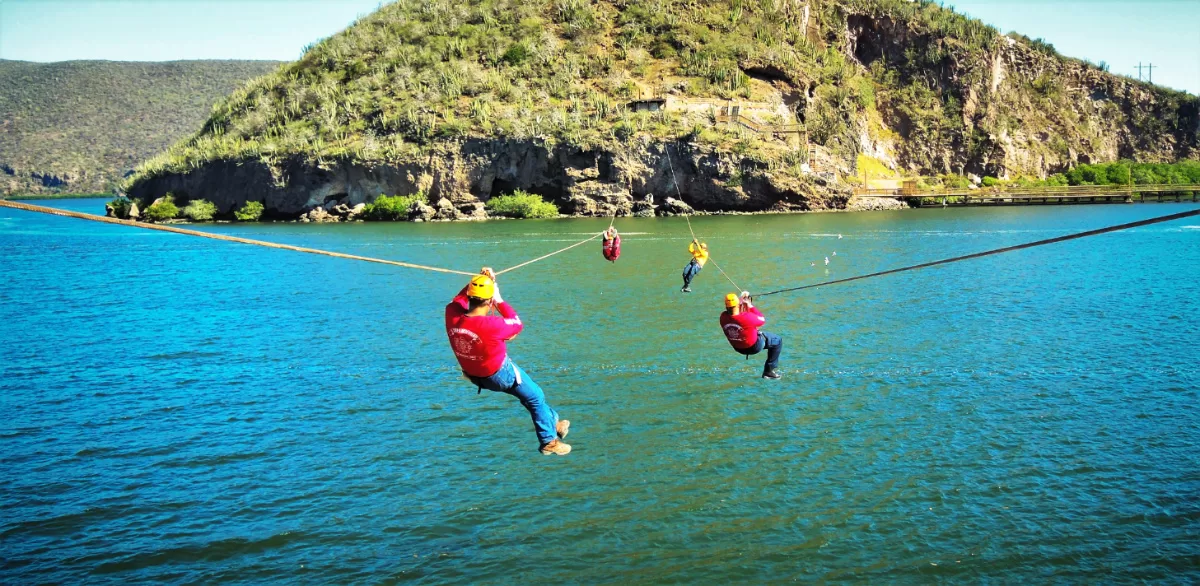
[{"x1": 127, "y1": 138, "x2": 842, "y2": 219}]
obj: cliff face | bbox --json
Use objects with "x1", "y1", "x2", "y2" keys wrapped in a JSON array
[
  {"x1": 128, "y1": 138, "x2": 843, "y2": 218},
  {"x1": 846, "y1": 12, "x2": 1199, "y2": 178},
  {"x1": 124, "y1": 0, "x2": 1198, "y2": 219}
]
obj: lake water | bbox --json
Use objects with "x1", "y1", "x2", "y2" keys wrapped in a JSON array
[{"x1": 2, "y1": 199, "x2": 1199, "y2": 583}]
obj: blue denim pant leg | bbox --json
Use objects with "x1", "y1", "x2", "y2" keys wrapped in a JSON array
[
  {"x1": 682, "y1": 260, "x2": 702, "y2": 287},
  {"x1": 736, "y1": 332, "x2": 783, "y2": 372},
  {"x1": 468, "y1": 359, "x2": 559, "y2": 447},
  {"x1": 759, "y1": 331, "x2": 783, "y2": 371}
]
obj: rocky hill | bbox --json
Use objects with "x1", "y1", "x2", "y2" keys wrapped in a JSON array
[
  {"x1": 124, "y1": 0, "x2": 1199, "y2": 219},
  {"x1": 0, "y1": 59, "x2": 282, "y2": 195}
]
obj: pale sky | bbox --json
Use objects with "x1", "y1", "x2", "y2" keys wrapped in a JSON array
[
  {"x1": 0, "y1": 0, "x2": 383, "y2": 62},
  {"x1": 948, "y1": 0, "x2": 1200, "y2": 95},
  {"x1": 0, "y1": 0, "x2": 1197, "y2": 94}
]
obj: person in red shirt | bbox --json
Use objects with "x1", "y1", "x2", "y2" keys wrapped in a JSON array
[
  {"x1": 445, "y1": 268, "x2": 571, "y2": 455},
  {"x1": 719, "y1": 291, "x2": 784, "y2": 379},
  {"x1": 602, "y1": 227, "x2": 621, "y2": 262}
]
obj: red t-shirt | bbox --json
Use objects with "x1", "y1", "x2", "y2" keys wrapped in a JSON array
[
  {"x1": 720, "y1": 307, "x2": 765, "y2": 350},
  {"x1": 445, "y1": 288, "x2": 524, "y2": 377},
  {"x1": 602, "y1": 234, "x2": 621, "y2": 261}
]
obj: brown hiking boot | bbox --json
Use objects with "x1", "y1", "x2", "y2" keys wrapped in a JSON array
[
  {"x1": 556, "y1": 419, "x2": 570, "y2": 439},
  {"x1": 540, "y1": 439, "x2": 571, "y2": 455}
]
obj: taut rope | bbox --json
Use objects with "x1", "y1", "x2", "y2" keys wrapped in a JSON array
[
  {"x1": 496, "y1": 231, "x2": 604, "y2": 275},
  {"x1": 0, "y1": 200, "x2": 606, "y2": 278},
  {"x1": 756, "y1": 208, "x2": 1200, "y2": 297}
]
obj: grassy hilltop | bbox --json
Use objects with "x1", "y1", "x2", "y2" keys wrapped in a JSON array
[
  {"x1": 0, "y1": 59, "x2": 282, "y2": 196},
  {"x1": 124, "y1": 0, "x2": 1199, "y2": 218}
]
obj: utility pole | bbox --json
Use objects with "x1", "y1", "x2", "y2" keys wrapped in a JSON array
[{"x1": 1138, "y1": 62, "x2": 1157, "y2": 83}]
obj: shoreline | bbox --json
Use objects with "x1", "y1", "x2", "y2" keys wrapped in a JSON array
[
  {"x1": 106, "y1": 198, "x2": 1199, "y2": 227},
  {"x1": 16, "y1": 194, "x2": 1198, "y2": 227}
]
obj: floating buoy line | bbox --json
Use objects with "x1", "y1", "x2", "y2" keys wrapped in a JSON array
[{"x1": 2, "y1": 199, "x2": 1198, "y2": 296}]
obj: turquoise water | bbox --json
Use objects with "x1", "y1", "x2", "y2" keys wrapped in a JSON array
[{"x1": 2, "y1": 200, "x2": 1198, "y2": 583}]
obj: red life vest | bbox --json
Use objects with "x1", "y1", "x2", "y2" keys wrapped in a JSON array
[{"x1": 602, "y1": 234, "x2": 621, "y2": 262}]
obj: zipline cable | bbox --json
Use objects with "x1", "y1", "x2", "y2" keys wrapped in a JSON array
[
  {"x1": 664, "y1": 146, "x2": 700, "y2": 242},
  {"x1": 495, "y1": 230, "x2": 604, "y2": 275},
  {"x1": 497, "y1": 209, "x2": 622, "y2": 275},
  {"x1": 0, "y1": 199, "x2": 606, "y2": 279},
  {"x1": 708, "y1": 257, "x2": 744, "y2": 292},
  {"x1": 756, "y1": 207, "x2": 1200, "y2": 297},
  {"x1": 0, "y1": 200, "x2": 479, "y2": 276}
]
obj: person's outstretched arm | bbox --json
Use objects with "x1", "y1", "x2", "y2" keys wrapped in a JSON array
[{"x1": 490, "y1": 283, "x2": 524, "y2": 340}]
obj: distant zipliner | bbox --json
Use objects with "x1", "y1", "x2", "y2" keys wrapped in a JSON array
[
  {"x1": 681, "y1": 239, "x2": 709, "y2": 292},
  {"x1": 601, "y1": 227, "x2": 621, "y2": 262}
]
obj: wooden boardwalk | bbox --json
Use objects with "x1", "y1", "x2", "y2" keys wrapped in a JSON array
[{"x1": 853, "y1": 184, "x2": 1200, "y2": 207}]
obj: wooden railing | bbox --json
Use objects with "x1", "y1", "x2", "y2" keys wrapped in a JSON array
[
  {"x1": 855, "y1": 184, "x2": 1200, "y2": 198},
  {"x1": 713, "y1": 115, "x2": 802, "y2": 135},
  {"x1": 852, "y1": 184, "x2": 1200, "y2": 206}
]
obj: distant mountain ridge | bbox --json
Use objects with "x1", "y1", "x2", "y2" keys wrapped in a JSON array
[{"x1": 0, "y1": 59, "x2": 282, "y2": 195}]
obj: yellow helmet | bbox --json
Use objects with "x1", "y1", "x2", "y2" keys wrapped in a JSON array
[
  {"x1": 725, "y1": 293, "x2": 739, "y2": 308},
  {"x1": 467, "y1": 274, "x2": 495, "y2": 300}
]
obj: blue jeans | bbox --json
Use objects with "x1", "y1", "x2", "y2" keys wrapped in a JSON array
[
  {"x1": 682, "y1": 259, "x2": 703, "y2": 288},
  {"x1": 736, "y1": 331, "x2": 783, "y2": 372},
  {"x1": 467, "y1": 358, "x2": 560, "y2": 447}
]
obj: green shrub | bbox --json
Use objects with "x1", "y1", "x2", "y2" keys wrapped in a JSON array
[
  {"x1": 234, "y1": 201, "x2": 264, "y2": 221},
  {"x1": 182, "y1": 199, "x2": 218, "y2": 221},
  {"x1": 1106, "y1": 164, "x2": 1131, "y2": 185},
  {"x1": 485, "y1": 190, "x2": 559, "y2": 219},
  {"x1": 1046, "y1": 173, "x2": 1069, "y2": 187},
  {"x1": 107, "y1": 197, "x2": 133, "y2": 217},
  {"x1": 361, "y1": 192, "x2": 428, "y2": 221},
  {"x1": 143, "y1": 196, "x2": 179, "y2": 222},
  {"x1": 502, "y1": 42, "x2": 530, "y2": 66},
  {"x1": 940, "y1": 174, "x2": 971, "y2": 189},
  {"x1": 981, "y1": 176, "x2": 1000, "y2": 187}
]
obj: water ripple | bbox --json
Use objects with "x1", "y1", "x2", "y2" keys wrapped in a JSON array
[{"x1": 1, "y1": 201, "x2": 1198, "y2": 582}]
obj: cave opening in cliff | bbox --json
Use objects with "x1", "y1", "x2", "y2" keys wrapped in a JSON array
[{"x1": 847, "y1": 15, "x2": 885, "y2": 68}]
